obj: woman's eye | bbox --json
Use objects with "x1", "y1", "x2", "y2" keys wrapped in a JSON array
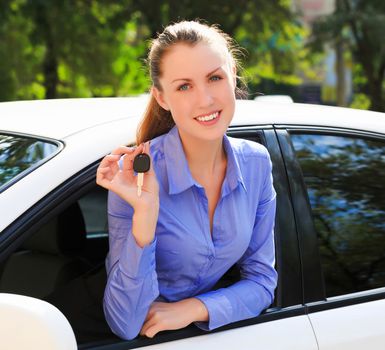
[
  {"x1": 210, "y1": 75, "x2": 222, "y2": 82},
  {"x1": 178, "y1": 84, "x2": 190, "y2": 91}
]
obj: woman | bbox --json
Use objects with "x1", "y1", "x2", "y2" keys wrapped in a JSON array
[{"x1": 96, "y1": 20, "x2": 277, "y2": 340}]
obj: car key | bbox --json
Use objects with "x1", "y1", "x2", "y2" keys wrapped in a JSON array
[{"x1": 133, "y1": 153, "x2": 151, "y2": 197}]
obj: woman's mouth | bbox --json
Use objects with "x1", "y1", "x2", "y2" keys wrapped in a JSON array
[{"x1": 195, "y1": 111, "x2": 221, "y2": 124}]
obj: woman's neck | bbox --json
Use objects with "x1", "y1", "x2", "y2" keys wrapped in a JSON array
[{"x1": 178, "y1": 130, "x2": 226, "y2": 180}]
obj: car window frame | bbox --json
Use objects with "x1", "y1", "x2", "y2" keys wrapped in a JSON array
[
  {"x1": 1, "y1": 127, "x2": 308, "y2": 349},
  {"x1": 228, "y1": 126, "x2": 303, "y2": 308},
  {"x1": 0, "y1": 130, "x2": 63, "y2": 194}
]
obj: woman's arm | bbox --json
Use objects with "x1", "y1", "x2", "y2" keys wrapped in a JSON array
[
  {"x1": 103, "y1": 192, "x2": 160, "y2": 340},
  {"x1": 97, "y1": 143, "x2": 161, "y2": 339}
]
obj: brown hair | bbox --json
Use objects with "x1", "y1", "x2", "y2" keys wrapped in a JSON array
[{"x1": 136, "y1": 20, "x2": 246, "y2": 144}]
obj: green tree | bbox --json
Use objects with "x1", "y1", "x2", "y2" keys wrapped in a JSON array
[
  {"x1": 0, "y1": 0, "x2": 309, "y2": 101},
  {"x1": 0, "y1": 0, "x2": 149, "y2": 100},
  {"x1": 131, "y1": 0, "x2": 308, "y2": 93},
  {"x1": 0, "y1": 0, "x2": 41, "y2": 100},
  {"x1": 310, "y1": 0, "x2": 385, "y2": 112}
]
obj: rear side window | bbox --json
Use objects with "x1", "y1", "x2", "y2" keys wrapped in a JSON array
[
  {"x1": 0, "y1": 133, "x2": 59, "y2": 191},
  {"x1": 291, "y1": 132, "x2": 385, "y2": 297}
]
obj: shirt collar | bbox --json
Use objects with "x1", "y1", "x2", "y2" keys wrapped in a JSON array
[
  {"x1": 164, "y1": 127, "x2": 197, "y2": 195},
  {"x1": 163, "y1": 126, "x2": 246, "y2": 195},
  {"x1": 222, "y1": 135, "x2": 247, "y2": 196}
]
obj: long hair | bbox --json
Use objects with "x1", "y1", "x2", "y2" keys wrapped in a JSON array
[{"x1": 136, "y1": 20, "x2": 246, "y2": 144}]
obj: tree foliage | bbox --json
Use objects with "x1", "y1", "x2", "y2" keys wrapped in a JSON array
[
  {"x1": 0, "y1": 0, "x2": 308, "y2": 101},
  {"x1": 310, "y1": 0, "x2": 385, "y2": 112}
]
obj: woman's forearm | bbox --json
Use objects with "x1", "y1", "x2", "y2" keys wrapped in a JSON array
[{"x1": 132, "y1": 202, "x2": 159, "y2": 248}]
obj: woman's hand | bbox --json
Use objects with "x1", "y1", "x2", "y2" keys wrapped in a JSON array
[
  {"x1": 96, "y1": 142, "x2": 160, "y2": 247},
  {"x1": 140, "y1": 298, "x2": 209, "y2": 338}
]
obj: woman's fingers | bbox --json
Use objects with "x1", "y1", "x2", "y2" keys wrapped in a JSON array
[
  {"x1": 96, "y1": 169, "x2": 113, "y2": 189},
  {"x1": 96, "y1": 156, "x2": 116, "y2": 186},
  {"x1": 97, "y1": 154, "x2": 120, "y2": 168},
  {"x1": 96, "y1": 151, "x2": 127, "y2": 189},
  {"x1": 141, "y1": 324, "x2": 160, "y2": 338},
  {"x1": 143, "y1": 141, "x2": 156, "y2": 175},
  {"x1": 120, "y1": 143, "x2": 145, "y2": 170},
  {"x1": 140, "y1": 316, "x2": 160, "y2": 338},
  {"x1": 144, "y1": 302, "x2": 161, "y2": 322},
  {"x1": 98, "y1": 145, "x2": 138, "y2": 174},
  {"x1": 110, "y1": 146, "x2": 136, "y2": 156},
  {"x1": 140, "y1": 319, "x2": 152, "y2": 336},
  {"x1": 96, "y1": 143, "x2": 159, "y2": 201}
]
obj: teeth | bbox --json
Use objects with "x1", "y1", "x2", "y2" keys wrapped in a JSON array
[{"x1": 196, "y1": 112, "x2": 219, "y2": 122}]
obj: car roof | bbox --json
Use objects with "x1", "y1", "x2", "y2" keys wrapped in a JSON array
[
  {"x1": 1, "y1": 97, "x2": 384, "y2": 139},
  {"x1": 0, "y1": 97, "x2": 147, "y2": 139}
]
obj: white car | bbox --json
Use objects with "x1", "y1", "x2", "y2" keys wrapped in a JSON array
[
  {"x1": 254, "y1": 94, "x2": 294, "y2": 104},
  {"x1": 1, "y1": 97, "x2": 385, "y2": 350}
]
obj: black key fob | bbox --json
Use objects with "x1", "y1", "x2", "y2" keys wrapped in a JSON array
[{"x1": 133, "y1": 153, "x2": 150, "y2": 173}]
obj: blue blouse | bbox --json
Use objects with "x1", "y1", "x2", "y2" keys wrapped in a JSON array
[{"x1": 104, "y1": 126, "x2": 277, "y2": 340}]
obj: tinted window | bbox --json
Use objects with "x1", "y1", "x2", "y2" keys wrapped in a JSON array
[
  {"x1": 0, "y1": 133, "x2": 58, "y2": 189},
  {"x1": 291, "y1": 133, "x2": 385, "y2": 297},
  {"x1": 78, "y1": 186, "x2": 108, "y2": 238}
]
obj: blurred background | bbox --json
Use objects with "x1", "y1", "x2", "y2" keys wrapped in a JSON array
[{"x1": 0, "y1": 0, "x2": 384, "y2": 112}]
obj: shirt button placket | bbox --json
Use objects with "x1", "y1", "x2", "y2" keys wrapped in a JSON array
[{"x1": 197, "y1": 186, "x2": 216, "y2": 277}]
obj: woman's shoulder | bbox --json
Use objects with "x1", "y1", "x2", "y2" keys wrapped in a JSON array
[{"x1": 227, "y1": 136, "x2": 270, "y2": 161}]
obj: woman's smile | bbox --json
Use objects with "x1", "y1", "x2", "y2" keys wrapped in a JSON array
[{"x1": 194, "y1": 110, "x2": 221, "y2": 125}]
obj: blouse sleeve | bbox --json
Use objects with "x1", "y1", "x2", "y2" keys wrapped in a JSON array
[
  {"x1": 103, "y1": 191, "x2": 160, "y2": 340},
  {"x1": 194, "y1": 153, "x2": 277, "y2": 330}
]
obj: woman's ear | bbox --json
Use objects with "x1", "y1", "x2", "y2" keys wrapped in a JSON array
[{"x1": 152, "y1": 86, "x2": 170, "y2": 111}]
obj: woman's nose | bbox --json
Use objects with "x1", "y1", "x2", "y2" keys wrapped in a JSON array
[{"x1": 196, "y1": 84, "x2": 214, "y2": 107}]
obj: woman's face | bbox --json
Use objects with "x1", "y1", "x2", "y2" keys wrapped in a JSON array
[{"x1": 153, "y1": 42, "x2": 236, "y2": 144}]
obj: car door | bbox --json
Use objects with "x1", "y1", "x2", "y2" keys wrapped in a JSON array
[
  {"x1": 0, "y1": 127, "x2": 319, "y2": 350},
  {"x1": 96, "y1": 127, "x2": 318, "y2": 350},
  {"x1": 278, "y1": 126, "x2": 385, "y2": 350}
]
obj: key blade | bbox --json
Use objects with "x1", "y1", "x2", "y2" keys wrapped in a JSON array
[
  {"x1": 137, "y1": 172, "x2": 144, "y2": 186},
  {"x1": 137, "y1": 173, "x2": 144, "y2": 197}
]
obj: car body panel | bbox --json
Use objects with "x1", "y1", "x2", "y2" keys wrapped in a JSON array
[
  {"x1": 0, "y1": 97, "x2": 147, "y2": 139},
  {"x1": 0, "y1": 293, "x2": 77, "y2": 350},
  {"x1": 309, "y1": 297, "x2": 385, "y2": 349},
  {"x1": 135, "y1": 315, "x2": 318, "y2": 350}
]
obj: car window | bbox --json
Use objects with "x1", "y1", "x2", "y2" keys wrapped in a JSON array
[
  {"x1": 290, "y1": 132, "x2": 385, "y2": 297},
  {"x1": 0, "y1": 133, "x2": 59, "y2": 190},
  {"x1": 78, "y1": 186, "x2": 108, "y2": 238}
]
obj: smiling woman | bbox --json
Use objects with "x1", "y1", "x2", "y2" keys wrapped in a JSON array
[{"x1": 96, "y1": 20, "x2": 277, "y2": 341}]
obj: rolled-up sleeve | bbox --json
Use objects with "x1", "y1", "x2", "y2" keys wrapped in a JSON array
[
  {"x1": 103, "y1": 191, "x2": 159, "y2": 340},
  {"x1": 195, "y1": 154, "x2": 277, "y2": 330}
]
